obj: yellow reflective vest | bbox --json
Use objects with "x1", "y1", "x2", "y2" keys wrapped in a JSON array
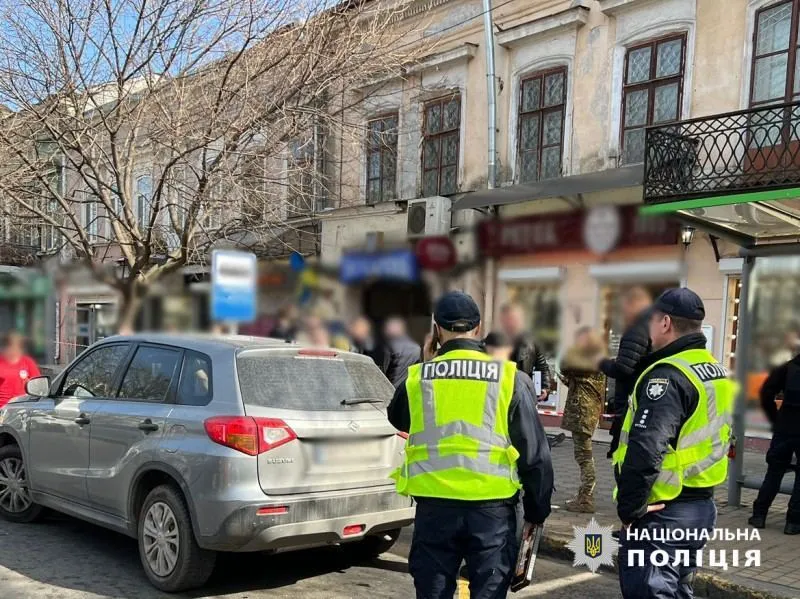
[
  {"x1": 613, "y1": 348, "x2": 737, "y2": 504},
  {"x1": 392, "y1": 349, "x2": 521, "y2": 500}
]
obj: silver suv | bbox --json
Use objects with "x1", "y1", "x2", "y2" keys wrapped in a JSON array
[{"x1": 0, "y1": 334, "x2": 414, "y2": 592}]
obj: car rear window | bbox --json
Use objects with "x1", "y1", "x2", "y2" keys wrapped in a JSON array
[{"x1": 236, "y1": 354, "x2": 394, "y2": 410}]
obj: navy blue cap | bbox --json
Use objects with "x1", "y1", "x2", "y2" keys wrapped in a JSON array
[
  {"x1": 653, "y1": 288, "x2": 705, "y2": 321},
  {"x1": 434, "y1": 291, "x2": 481, "y2": 332}
]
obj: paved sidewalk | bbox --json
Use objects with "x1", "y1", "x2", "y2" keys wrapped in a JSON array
[{"x1": 544, "y1": 432, "x2": 797, "y2": 599}]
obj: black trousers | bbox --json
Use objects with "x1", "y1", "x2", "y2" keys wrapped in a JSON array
[
  {"x1": 409, "y1": 500, "x2": 518, "y2": 599},
  {"x1": 752, "y1": 432, "x2": 800, "y2": 524},
  {"x1": 619, "y1": 499, "x2": 716, "y2": 599}
]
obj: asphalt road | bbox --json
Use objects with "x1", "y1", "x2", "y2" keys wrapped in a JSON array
[{"x1": 0, "y1": 514, "x2": 622, "y2": 598}]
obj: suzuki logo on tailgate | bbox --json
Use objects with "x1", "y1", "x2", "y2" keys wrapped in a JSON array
[{"x1": 348, "y1": 421, "x2": 360, "y2": 432}]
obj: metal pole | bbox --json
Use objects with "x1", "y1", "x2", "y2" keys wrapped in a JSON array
[
  {"x1": 482, "y1": 0, "x2": 497, "y2": 190},
  {"x1": 728, "y1": 254, "x2": 754, "y2": 507},
  {"x1": 481, "y1": 0, "x2": 497, "y2": 329}
]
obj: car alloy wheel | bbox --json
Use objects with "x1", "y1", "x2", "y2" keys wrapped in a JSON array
[
  {"x1": 0, "y1": 456, "x2": 32, "y2": 514},
  {"x1": 142, "y1": 501, "x2": 180, "y2": 577}
]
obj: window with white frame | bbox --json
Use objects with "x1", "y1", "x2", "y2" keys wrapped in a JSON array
[
  {"x1": 84, "y1": 200, "x2": 98, "y2": 242},
  {"x1": 620, "y1": 34, "x2": 687, "y2": 164},
  {"x1": 136, "y1": 174, "x2": 152, "y2": 230},
  {"x1": 287, "y1": 138, "x2": 315, "y2": 216},
  {"x1": 517, "y1": 68, "x2": 567, "y2": 182}
]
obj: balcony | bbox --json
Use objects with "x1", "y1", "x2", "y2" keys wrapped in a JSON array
[{"x1": 642, "y1": 102, "x2": 800, "y2": 245}]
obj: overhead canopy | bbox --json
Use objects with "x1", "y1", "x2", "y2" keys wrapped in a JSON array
[
  {"x1": 640, "y1": 188, "x2": 800, "y2": 247},
  {"x1": 453, "y1": 165, "x2": 643, "y2": 211}
]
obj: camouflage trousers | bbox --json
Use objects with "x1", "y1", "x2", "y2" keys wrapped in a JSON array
[{"x1": 572, "y1": 431, "x2": 596, "y2": 498}]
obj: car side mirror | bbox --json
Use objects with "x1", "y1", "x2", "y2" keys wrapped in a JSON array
[{"x1": 25, "y1": 376, "x2": 50, "y2": 398}]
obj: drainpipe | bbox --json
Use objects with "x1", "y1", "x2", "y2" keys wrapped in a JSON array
[{"x1": 481, "y1": 0, "x2": 498, "y2": 329}]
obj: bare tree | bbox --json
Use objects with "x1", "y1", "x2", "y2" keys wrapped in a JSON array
[{"x1": 0, "y1": 0, "x2": 428, "y2": 328}]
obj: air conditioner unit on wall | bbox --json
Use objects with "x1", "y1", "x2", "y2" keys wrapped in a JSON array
[{"x1": 406, "y1": 196, "x2": 452, "y2": 239}]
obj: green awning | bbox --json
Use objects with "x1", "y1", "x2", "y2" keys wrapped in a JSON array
[
  {"x1": 640, "y1": 187, "x2": 800, "y2": 214},
  {"x1": 640, "y1": 188, "x2": 800, "y2": 246}
]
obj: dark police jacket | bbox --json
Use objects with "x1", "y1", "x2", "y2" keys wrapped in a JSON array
[
  {"x1": 616, "y1": 332, "x2": 714, "y2": 524},
  {"x1": 760, "y1": 353, "x2": 800, "y2": 435},
  {"x1": 387, "y1": 338, "x2": 554, "y2": 524}
]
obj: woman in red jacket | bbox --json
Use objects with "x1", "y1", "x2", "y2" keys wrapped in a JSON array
[{"x1": 0, "y1": 332, "x2": 40, "y2": 408}]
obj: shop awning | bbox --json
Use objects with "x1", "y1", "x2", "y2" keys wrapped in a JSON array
[
  {"x1": 453, "y1": 165, "x2": 643, "y2": 211},
  {"x1": 640, "y1": 190, "x2": 800, "y2": 247}
]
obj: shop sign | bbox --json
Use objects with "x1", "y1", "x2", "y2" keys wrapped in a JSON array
[
  {"x1": 340, "y1": 249, "x2": 419, "y2": 284},
  {"x1": 211, "y1": 250, "x2": 257, "y2": 323},
  {"x1": 478, "y1": 206, "x2": 678, "y2": 258},
  {"x1": 416, "y1": 236, "x2": 457, "y2": 271}
]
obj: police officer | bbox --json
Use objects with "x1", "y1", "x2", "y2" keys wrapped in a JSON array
[
  {"x1": 614, "y1": 288, "x2": 736, "y2": 599},
  {"x1": 388, "y1": 291, "x2": 554, "y2": 599}
]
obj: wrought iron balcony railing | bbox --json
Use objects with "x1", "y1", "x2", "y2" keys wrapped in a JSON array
[{"x1": 644, "y1": 101, "x2": 800, "y2": 204}]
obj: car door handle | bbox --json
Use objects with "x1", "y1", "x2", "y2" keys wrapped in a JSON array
[
  {"x1": 74, "y1": 415, "x2": 91, "y2": 426},
  {"x1": 138, "y1": 419, "x2": 159, "y2": 433}
]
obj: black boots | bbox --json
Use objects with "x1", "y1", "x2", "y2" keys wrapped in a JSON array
[
  {"x1": 785, "y1": 522, "x2": 800, "y2": 535},
  {"x1": 750, "y1": 514, "x2": 800, "y2": 534}
]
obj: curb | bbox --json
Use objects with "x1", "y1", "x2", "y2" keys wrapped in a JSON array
[{"x1": 538, "y1": 533, "x2": 792, "y2": 599}]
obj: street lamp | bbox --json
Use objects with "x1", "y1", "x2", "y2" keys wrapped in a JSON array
[{"x1": 681, "y1": 225, "x2": 696, "y2": 250}]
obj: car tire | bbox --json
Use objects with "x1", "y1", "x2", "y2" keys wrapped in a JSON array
[
  {"x1": 0, "y1": 444, "x2": 43, "y2": 523},
  {"x1": 353, "y1": 528, "x2": 402, "y2": 560},
  {"x1": 137, "y1": 484, "x2": 216, "y2": 592}
]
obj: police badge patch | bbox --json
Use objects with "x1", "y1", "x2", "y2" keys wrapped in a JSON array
[{"x1": 646, "y1": 378, "x2": 670, "y2": 401}]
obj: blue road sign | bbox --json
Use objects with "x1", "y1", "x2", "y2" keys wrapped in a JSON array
[{"x1": 211, "y1": 250, "x2": 257, "y2": 323}]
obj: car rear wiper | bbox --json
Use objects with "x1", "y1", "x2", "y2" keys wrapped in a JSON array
[{"x1": 341, "y1": 398, "x2": 384, "y2": 405}]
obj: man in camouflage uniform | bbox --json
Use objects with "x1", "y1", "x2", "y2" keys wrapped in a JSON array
[{"x1": 559, "y1": 327, "x2": 607, "y2": 513}]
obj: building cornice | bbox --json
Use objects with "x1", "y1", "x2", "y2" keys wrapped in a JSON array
[
  {"x1": 598, "y1": 0, "x2": 658, "y2": 17},
  {"x1": 389, "y1": 0, "x2": 456, "y2": 24},
  {"x1": 496, "y1": 5, "x2": 590, "y2": 48},
  {"x1": 407, "y1": 43, "x2": 478, "y2": 74},
  {"x1": 316, "y1": 202, "x2": 404, "y2": 222}
]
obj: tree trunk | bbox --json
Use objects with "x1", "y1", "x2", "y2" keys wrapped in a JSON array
[{"x1": 117, "y1": 281, "x2": 147, "y2": 334}]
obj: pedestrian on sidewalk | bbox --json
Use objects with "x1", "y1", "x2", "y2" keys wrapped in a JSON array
[
  {"x1": 0, "y1": 332, "x2": 40, "y2": 409},
  {"x1": 558, "y1": 327, "x2": 607, "y2": 513},
  {"x1": 614, "y1": 288, "x2": 736, "y2": 599},
  {"x1": 381, "y1": 317, "x2": 421, "y2": 388},
  {"x1": 748, "y1": 351, "x2": 800, "y2": 535},
  {"x1": 598, "y1": 286, "x2": 652, "y2": 459},
  {"x1": 499, "y1": 303, "x2": 551, "y2": 402},
  {"x1": 388, "y1": 291, "x2": 554, "y2": 599}
]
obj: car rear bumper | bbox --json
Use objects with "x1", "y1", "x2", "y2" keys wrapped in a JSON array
[{"x1": 196, "y1": 488, "x2": 415, "y2": 552}]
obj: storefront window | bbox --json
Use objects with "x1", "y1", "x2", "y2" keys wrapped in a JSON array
[{"x1": 746, "y1": 257, "x2": 800, "y2": 435}]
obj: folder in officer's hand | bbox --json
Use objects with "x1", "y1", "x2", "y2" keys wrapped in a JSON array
[{"x1": 511, "y1": 522, "x2": 543, "y2": 592}]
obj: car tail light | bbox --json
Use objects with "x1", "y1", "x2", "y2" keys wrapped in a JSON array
[
  {"x1": 204, "y1": 416, "x2": 297, "y2": 455},
  {"x1": 257, "y1": 506, "x2": 289, "y2": 516},
  {"x1": 343, "y1": 524, "x2": 365, "y2": 536}
]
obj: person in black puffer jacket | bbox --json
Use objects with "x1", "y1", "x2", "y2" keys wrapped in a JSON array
[
  {"x1": 381, "y1": 317, "x2": 422, "y2": 388},
  {"x1": 599, "y1": 286, "x2": 653, "y2": 459}
]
